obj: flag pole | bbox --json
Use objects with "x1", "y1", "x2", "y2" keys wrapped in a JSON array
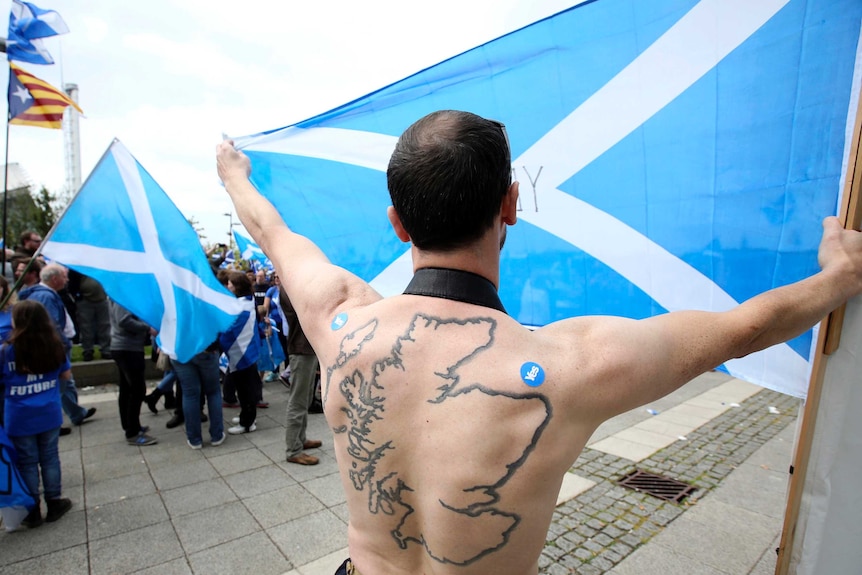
[{"x1": 2, "y1": 63, "x2": 11, "y2": 277}]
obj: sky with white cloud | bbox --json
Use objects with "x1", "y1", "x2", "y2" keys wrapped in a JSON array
[{"x1": 1, "y1": 0, "x2": 575, "y2": 243}]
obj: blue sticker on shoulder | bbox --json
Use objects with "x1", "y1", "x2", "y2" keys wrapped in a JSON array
[
  {"x1": 331, "y1": 313, "x2": 348, "y2": 331},
  {"x1": 521, "y1": 362, "x2": 545, "y2": 387}
]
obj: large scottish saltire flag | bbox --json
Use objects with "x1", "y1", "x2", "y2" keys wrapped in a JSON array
[
  {"x1": 42, "y1": 140, "x2": 245, "y2": 362},
  {"x1": 232, "y1": 0, "x2": 862, "y2": 398}
]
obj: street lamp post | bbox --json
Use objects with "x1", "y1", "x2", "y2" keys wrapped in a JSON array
[
  {"x1": 223, "y1": 211, "x2": 241, "y2": 261},
  {"x1": 223, "y1": 211, "x2": 234, "y2": 241}
]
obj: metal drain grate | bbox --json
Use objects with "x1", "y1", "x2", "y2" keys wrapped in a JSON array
[{"x1": 617, "y1": 469, "x2": 697, "y2": 503}]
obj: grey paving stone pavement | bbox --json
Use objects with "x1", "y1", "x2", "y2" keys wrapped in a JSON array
[{"x1": 0, "y1": 371, "x2": 799, "y2": 575}]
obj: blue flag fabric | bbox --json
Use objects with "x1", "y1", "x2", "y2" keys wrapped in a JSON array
[
  {"x1": 216, "y1": 248, "x2": 235, "y2": 269},
  {"x1": 6, "y1": 0, "x2": 69, "y2": 65},
  {"x1": 0, "y1": 425, "x2": 35, "y2": 530},
  {"x1": 232, "y1": 0, "x2": 862, "y2": 398},
  {"x1": 218, "y1": 296, "x2": 260, "y2": 371},
  {"x1": 42, "y1": 140, "x2": 244, "y2": 362},
  {"x1": 232, "y1": 228, "x2": 271, "y2": 267}
]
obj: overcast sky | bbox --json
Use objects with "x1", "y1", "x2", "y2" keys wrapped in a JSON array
[{"x1": 0, "y1": 0, "x2": 576, "y2": 244}]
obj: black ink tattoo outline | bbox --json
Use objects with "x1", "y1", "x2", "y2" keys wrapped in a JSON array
[{"x1": 327, "y1": 313, "x2": 552, "y2": 566}]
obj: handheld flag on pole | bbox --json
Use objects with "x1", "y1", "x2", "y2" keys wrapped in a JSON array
[
  {"x1": 6, "y1": 0, "x2": 69, "y2": 65},
  {"x1": 232, "y1": 228, "x2": 271, "y2": 267},
  {"x1": 219, "y1": 248, "x2": 235, "y2": 269},
  {"x1": 230, "y1": 0, "x2": 862, "y2": 398},
  {"x1": 7, "y1": 62, "x2": 82, "y2": 129},
  {"x1": 41, "y1": 140, "x2": 244, "y2": 362}
]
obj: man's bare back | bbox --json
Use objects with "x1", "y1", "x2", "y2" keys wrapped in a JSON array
[{"x1": 317, "y1": 296, "x2": 621, "y2": 574}]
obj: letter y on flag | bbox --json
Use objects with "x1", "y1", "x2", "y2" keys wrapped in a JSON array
[{"x1": 42, "y1": 140, "x2": 244, "y2": 362}]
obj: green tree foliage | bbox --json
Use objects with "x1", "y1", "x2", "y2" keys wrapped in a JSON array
[{"x1": 1, "y1": 185, "x2": 58, "y2": 247}]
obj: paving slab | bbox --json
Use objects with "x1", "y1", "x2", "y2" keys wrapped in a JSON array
[
  {"x1": 588, "y1": 435, "x2": 661, "y2": 462},
  {"x1": 88, "y1": 521, "x2": 185, "y2": 575},
  {"x1": 161, "y1": 477, "x2": 239, "y2": 518},
  {"x1": 87, "y1": 491, "x2": 169, "y2": 541},
  {"x1": 268, "y1": 509, "x2": 349, "y2": 567},
  {"x1": 0, "y1": 508, "x2": 88, "y2": 564},
  {"x1": 608, "y1": 543, "x2": 728, "y2": 575},
  {"x1": 223, "y1": 463, "x2": 296, "y2": 498},
  {"x1": 186, "y1": 531, "x2": 293, "y2": 575},
  {"x1": 173, "y1": 500, "x2": 261, "y2": 554},
  {"x1": 84, "y1": 471, "x2": 158, "y2": 509},
  {"x1": 0, "y1": 542, "x2": 90, "y2": 575},
  {"x1": 245, "y1": 483, "x2": 327, "y2": 529},
  {"x1": 557, "y1": 472, "x2": 597, "y2": 505}
]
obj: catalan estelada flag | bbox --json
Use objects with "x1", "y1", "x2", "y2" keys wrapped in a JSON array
[{"x1": 7, "y1": 62, "x2": 82, "y2": 129}]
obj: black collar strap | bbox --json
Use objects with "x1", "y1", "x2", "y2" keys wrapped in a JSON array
[{"x1": 403, "y1": 267, "x2": 507, "y2": 314}]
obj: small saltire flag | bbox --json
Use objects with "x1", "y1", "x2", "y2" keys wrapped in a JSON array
[
  {"x1": 233, "y1": 228, "x2": 271, "y2": 267},
  {"x1": 231, "y1": 0, "x2": 862, "y2": 398},
  {"x1": 8, "y1": 62, "x2": 82, "y2": 129},
  {"x1": 219, "y1": 248, "x2": 235, "y2": 269},
  {"x1": 6, "y1": 0, "x2": 69, "y2": 65},
  {"x1": 42, "y1": 139, "x2": 245, "y2": 362}
]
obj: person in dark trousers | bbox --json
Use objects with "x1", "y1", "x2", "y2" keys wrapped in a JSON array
[
  {"x1": 109, "y1": 300, "x2": 158, "y2": 446},
  {"x1": 220, "y1": 271, "x2": 262, "y2": 435},
  {"x1": 280, "y1": 289, "x2": 322, "y2": 466}
]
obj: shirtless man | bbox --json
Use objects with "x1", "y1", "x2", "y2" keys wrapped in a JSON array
[{"x1": 217, "y1": 110, "x2": 862, "y2": 575}]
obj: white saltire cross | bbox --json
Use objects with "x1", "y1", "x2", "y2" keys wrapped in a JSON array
[{"x1": 236, "y1": 0, "x2": 811, "y2": 394}]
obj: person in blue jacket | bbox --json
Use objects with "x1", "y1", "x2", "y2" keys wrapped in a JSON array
[
  {"x1": 18, "y1": 263, "x2": 96, "y2": 428},
  {"x1": 0, "y1": 276, "x2": 14, "y2": 427},
  {"x1": 219, "y1": 271, "x2": 262, "y2": 434},
  {"x1": 1, "y1": 299, "x2": 74, "y2": 528}
]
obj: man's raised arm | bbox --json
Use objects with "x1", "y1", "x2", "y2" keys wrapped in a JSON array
[{"x1": 216, "y1": 140, "x2": 382, "y2": 330}]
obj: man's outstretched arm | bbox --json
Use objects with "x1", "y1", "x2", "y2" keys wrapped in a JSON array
[
  {"x1": 547, "y1": 216, "x2": 862, "y2": 422},
  {"x1": 216, "y1": 140, "x2": 382, "y2": 335}
]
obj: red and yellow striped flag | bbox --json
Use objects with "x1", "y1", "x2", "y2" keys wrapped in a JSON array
[{"x1": 7, "y1": 62, "x2": 83, "y2": 129}]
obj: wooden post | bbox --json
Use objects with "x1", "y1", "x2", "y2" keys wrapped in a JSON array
[{"x1": 775, "y1": 89, "x2": 862, "y2": 574}]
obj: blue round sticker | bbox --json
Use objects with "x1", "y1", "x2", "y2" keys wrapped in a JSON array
[
  {"x1": 520, "y1": 362, "x2": 545, "y2": 387},
  {"x1": 331, "y1": 313, "x2": 348, "y2": 331}
]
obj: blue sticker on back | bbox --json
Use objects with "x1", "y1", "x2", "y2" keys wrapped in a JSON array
[
  {"x1": 521, "y1": 362, "x2": 545, "y2": 387},
  {"x1": 331, "y1": 312, "x2": 348, "y2": 331}
]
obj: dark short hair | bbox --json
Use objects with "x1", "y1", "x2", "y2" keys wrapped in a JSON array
[
  {"x1": 386, "y1": 110, "x2": 512, "y2": 251},
  {"x1": 216, "y1": 268, "x2": 230, "y2": 286},
  {"x1": 228, "y1": 270, "x2": 253, "y2": 297},
  {"x1": 13, "y1": 257, "x2": 42, "y2": 275}
]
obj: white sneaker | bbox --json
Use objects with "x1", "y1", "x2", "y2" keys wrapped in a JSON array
[
  {"x1": 211, "y1": 433, "x2": 227, "y2": 446},
  {"x1": 231, "y1": 416, "x2": 240, "y2": 424},
  {"x1": 227, "y1": 422, "x2": 257, "y2": 435},
  {"x1": 186, "y1": 439, "x2": 203, "y2": 450}
]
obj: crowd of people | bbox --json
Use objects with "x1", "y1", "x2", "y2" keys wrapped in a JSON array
[{"x1": 0, "y1": 237, "x2": 324, "y2": 531}]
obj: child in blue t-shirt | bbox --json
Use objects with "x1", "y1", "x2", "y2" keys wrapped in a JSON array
[{"x1": 0, "y1": 300, "x2": 74, "y2": 528}]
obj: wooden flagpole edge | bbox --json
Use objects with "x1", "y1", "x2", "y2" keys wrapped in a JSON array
[{"x1": 774, "y1": 77, "x2": 862, "y2": 574}]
